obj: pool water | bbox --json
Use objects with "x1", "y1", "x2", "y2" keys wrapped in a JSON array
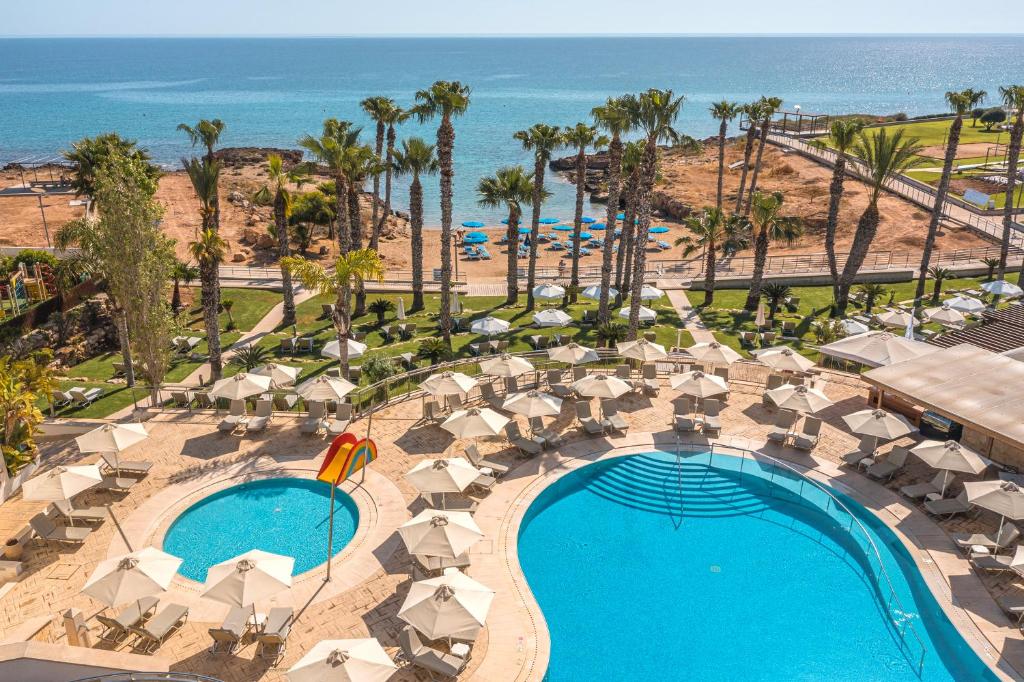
[
  {"x1": 164, "y1": 477, "x2": 359, "y2": 581},
  {"x1": 517, "y1": 452, "x2": 998, "y2": 681}
]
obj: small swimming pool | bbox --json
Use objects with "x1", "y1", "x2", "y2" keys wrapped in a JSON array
[
  {"x1": 518, "y1": 451, "x2": 999, "y2": 681},
  {"x1": 164, "y1": 477, "x2": 359, "y2": 582}
]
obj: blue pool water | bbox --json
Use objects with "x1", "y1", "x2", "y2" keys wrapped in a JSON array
[
  {"x1": 164, "y1": 477, "x2": 359, "y2": 582},
  {"x1": 517, "y1": 452, "x2": 998, "y2": 681}
]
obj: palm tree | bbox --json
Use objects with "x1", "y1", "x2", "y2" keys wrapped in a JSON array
[
  {"x1": 254, "y1": 154, "x2": 309, "y2": 327},
  {"x1": 615, "y1": 141, "x2": 644, "y2": 293},
  {"x1": 63, "y1": 133, "x2": 158, "y2": 210},
  {"x1": 835, "y1": 128, "x2": 923, "y2": 314},
  {"x1": 709, "y1": 101, "x2": 740, "y2": 211},
  {"x1": 344, "y1": 144, "x2": 385, "y2": 317},
  {"x1": 188, "y1": 229, "x2": 227, "y2": 380},
  {"x1": 298, "y1": 119, "x2": 360, "y2": 254},
  {"x1": 593, "y1": 96, "x2": 634, "y2": 323},
  {"x1": 914, "y1": 91, "x2": 978, "y2": 306},
  {"x1": 811, "y1": 119, "x2": 864, "y2": 302},
  {"x1": 170, "y1": 261, "x2": 198, "y2": 316},
  {"x1": 360, "y1": 96, "x2": 399, "y2": 249},
  {"x1": 282, "y1": 249, "x2": 385, "y2": 376},
  {"x1": 378, "y1": 105, "x2": 407, "y2": 247},
  {"x1": 734, "y1": 101, "x2": 764, "y2": 214},
  {"x1": 997, "y1": 85, "x2": 1024, "y2": 278},
  {"x1": 743, "y1": 96, "x2": 783, "y2": 215},
  {"x1": 513, "y1": 123, "x2": 563, "y2": 311},
  {"x1": 392, "y1": 137, "x2": 439, "y2": 312},
  {"x1": 414, "y1": 81, "x2": 471, "y2": 346},
  {"x1": 368, "y1": 298, "x2": 395, "y2": 325},
  {"x1": 178, "y1": 119, "x2": 225, "y2": 227},
  {"x1": 761, "y1": 283, "x2": 792, "y2": 320},
  {"x1": 676, "y1": 207, "x2": 750, "y2": 306},
  {"x1": 562, "y1": 123, "x2": 608, "y2": 303},
  {"x1": 230, "y1": 344, "x2": 272, "y2": 372},
  {"x1": 182, "y1": 156, "x2": 220, "y2": 232},
  {"x1": 855, "y1": 282, "x2": 889, "y2": 313},
  {"x1": 743, "y1": 191, "x2": 803, "y2": 310},
  {"x1": 477, "y1": 166, "x2": 537, "y2": 306},
  {"x1": 625, "y1": 89, "x2": 683, "y2": 339},
  {"x1": 928, "y1": 266, "x2": 953, "y2": 304}
]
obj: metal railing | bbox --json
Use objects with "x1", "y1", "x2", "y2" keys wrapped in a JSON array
[
  {"x1": 690, "y1": 441, "x2": 928, "y2": 673},
  {"x1": 69, "y1": 674, "x2": 223, "y2": 682}
]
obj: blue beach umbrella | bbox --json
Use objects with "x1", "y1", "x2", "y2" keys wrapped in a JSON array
[
  {"x1": 581, "y1": 216, "x2": 596, "y2": 224},
  {"x1": 462, "y1": 220, "x2": 485, "y2": 228},
  {"x1": 539, "y1": 217, "x2": 561, "y2": 224},
  {"x1": 553, "y1": 224, "x2": 574, "y2": 232},
  {"x1": 616, "y1": 212, "x2": 626, "y2": 220},
  {"x1": 518, "y1": 226, "x2": 532, "y2": 234},
  {"x1": 500, "y1": 219, "x2": 509, "y2": 225},
  {"x1": 589, "y1": 223, "x2": 607, "y2": 230},
  {"x1": 464, "y1": 235, "x2": 488, "y2": 244},
  {"x1": 579, "y1": 232, "x2": 593, "y2": 240},
  {"x1": 649, "y1": 226, "x2": 670, "y2": 234}
]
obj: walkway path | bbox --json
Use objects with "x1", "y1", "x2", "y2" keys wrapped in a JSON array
[{"x1": 664, "y1": 286, "x2": 715, "y2": 344}]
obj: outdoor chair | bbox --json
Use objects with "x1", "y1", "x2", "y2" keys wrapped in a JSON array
[
  {"x1": 615, "y1": 365, "x2": 639, "y2": 392},
  {"x1": 702, "y1": 399, "x2": 722, "y2": 435},
  {"x1": 97, "y1": 596, "x2": 159, "y2": 644},
  {"x1": 399, "y1": 625, "x2": 468, "y2": 678},
  {"x1": 70, "y1": 387, "x2": 102, "y2": 406},
  {"x1": 326, "y1": 402, "x2": 352, "y2": 436},
  {"x1": 970, "y1": 552, "x2": 1020, "y2": 574},
  {"x1": 297, "y1": 337, "x2": 315, "y2": 353},
  {"x1": 246, "y1": 399, "x2": 274, "y2": 433},
  {"x1": 641, "y1": 363, "x2": 660, "y2": 396},
  {"x1": 792, "y1": 416, "x2": 822, "y2": 451},
  {"x1": 999, "y1": 595, "x2": 1024, "y2": 625},
  {"x1": 713, "y1": 366, "x2": 729, "y2": 383},
  {"x1": 740, "y1": 331, "x2": 757, "y2": 348},
  {"x1": 171, "y1": 390, "x2": 194, "y2": 408},
  {"x1": 423, "y1": 400, "x2": 444, "y2": 424},
  {"x1": 464, "y1": 443, "x2": 509, "y2": 476},
  {"x1": 866, "y1": 446, "x2": 910, "y2": 481},
  {"x1": 279, "y1": 337, "x2": 297, "y2": 354},
  {"x1": 130, "y1": 603, "x2": 188, "y2": 653},
  {"x1": 29, "y1": 513, "x2": 91, "y2": 545},
  {"x1": 506, "y1": 421, "x2": 544, "y2": 455},
  {"x1": 301, "y1": 401, "x2": 326, "y2": 435},
  {"x1": 412, "y1": 553, "x2": 471, "y2": 579},
  {"x1": 195, "y1": 391, "x2": 215, "y2": 409},
  {"x1": 547, "y1": 369, "x2": 574, "y2": 399},
  {"x1": 52, "y1": 499, "x2": 106, "y2": 525},
  {"x1": 841, "y1": 435, "x2": 878, "y2": 466},
  {"x1": 528, "y1": 416, "x2": 562, "y2": 447},
  {"x1": 766, "y1": 410, "x2": 796, "y2": 445},
  {"x1": 575, "y1": 401, "x2": 608, "y2": 435},
  {"x1": 901, "y1": 473, "x2": 957, "y2": 501},
  {"x1": 448, "y1": 393, "x2": 465, "y2": 412},
  {"x1": 762, "y1": 375, "x2": 785, "y2": 408},
  {"x1": 480, "y1": 383, "x2": 505, "y2": 410},
  {"x1": 427, "y1": 493, "x2": 478, "y2": 513},
  {"x1": 256, "y1": 606, "x2": 293, "y2": 661},
  {"x1": 781, "y1": 321, "x2": 797, "y2": 338},
  {"x1": 219, "y1": 399, "x2": 248, "y2": 433},
  {"x1": 100, "y1": 452, "x2": 152, "y2": 477},
  {"x1": 97, "y1": 475, "x2": 138, "y2": 493},
  {"x1": 51, "y1": 389, "x2": 73, "y2": 407},
  {"x1": 209, "y1": 605, "x2": 250, "y2": 654},
  {"x1": 273, "y1": 393, "x2": 299, "y2": 411},
  {"x1": 572, "y1": 366, "x2": 587, "y2": 382},
  {"x1": 503, "y1": 377, "x2": 519, "y2": 395},
  {"x1": 674, "y1": 397, "x2": 702, "y2": 433},
  {"x1": 924, "y1": 490, "x2": 972, "y2": 518},
  {"x1": 601, "y1": 399, "x2": 629, "y2": 433},
  {"x1": 321, "y1": 303, "x2": 335, "y2": 318},
  {"x1": 953, "y1": 524, "x2": 1020, "y2": 554}
]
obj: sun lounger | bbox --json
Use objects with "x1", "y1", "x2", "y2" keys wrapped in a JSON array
[
  {"x1": 219, "y1": 399, "x2": 248, "y2": 433},
  {"x1": 297, "y1": 337, "x2": 315, "y2": 353},
  {"x1": 601, "y1": 399, "x2": 629, "y2": 433},
  {"x1": 301, "y1": 401, "x2": 326, "y2": 435},
  {"x1": 792, "y1": 416, "x2": 822, "y2": 451},
  {"x1": 399, "y1": 625, "x2": 468, "y2": 678},
  {"x1": 641, "y1": 363, "x2": 660, "y2": 396},
  {"x1": 247, "y1": 399, "x2": 274, "y2": 433},
  {"x1": 841, "y1": 435, "x2": 878, "y2": 466},
  {"x1": 171, "y1": 390, "x2": 194, "y2": 408},
  {"x1": 479, "y1": 383, "x2": 505, "y2": 410},
  {"x1": 423, "y1": 400, "x2": 444, "y2": 424},
  {"x1": 546, "y1": 369, "x2": 574, "y2": 399},
  {"x1": 953, "y1": 524, "x2": 1020, "y2": 554},
  {"x1": 130, "y1": 603, "x2": 188, "y2": 653},
  {"x1": 209, "y1": 605, "x2": 250, "y2": 654},
  {"x1": 29, "y1": 513, "x2": 91, "y2": 544},
  {"x1": 195, "y1": 391, "x2": 215, "y2": 409},
  {"x1": 413, "y1": 552, "x2": 471, "y2": 578},
  {"x1": 866, "y1": 446, "x2": 909, "y2": 481},
  {"x1": 280, "y1": 337, "x2": 297, "y2": 354},
  {"x1": 69, "y1": 387, "x2": 102, "y2": 406},
  {"x1": 273, "y1": 393, "x2": 299, "y2": 411},
  {"x1": 321, "y1": 303, "x2": 336, "y2": 318},
  {"x1": 96, "y1": 596, "x2": 159, "y2": 643},
  {"x1": 572, "y1": 366, "x2": 588, "y2": 381},
  {"x1": 998, "y1": 594, "x2": 1024, "y2": 624},
  {"x1": 575, "y1": 401, "x2": 609, "y2": 435},
  {"x1": 767, "y1": 409, "x2": 796, "y2": 445},
  {"x1": 470, "y1": 470, "x2": 497, "y2": 492},
  {"x1": 101, "y1": 451, "x2": 152, "y2": 477},
  {"x1": 428, "y1": 493, "x2": 478, "y2": 513},
  {"x1": 51, "y1": 389, "x2": 73, "y2": 407},
  {"x1": 614, "y1": 365, "x2": 639, "y2": 392},
  {"x1": 694, "y1": 398, "x2": 720, "y2": 435},
  {"x1": 925, "y1": 491, "x2": 972, "y2": 518},
  {"x1": 326, "y1": 402, "x2": 352, "y2": 435},
  {"x1": 970, "y1": 552, "x2": 1019, "y2": 574},
  {"x1": 464, "y1": 444, "x2": 509, "y2": 476},
  {"x1": 256, "y1": 606, "x2": 293, "y2": 661},
  {"x1": 52, "y1": 499, "x2": 106, "y2": 525},
  {"x1": 901, "y1": 472, "x2": 956, "y2": 500},
  {"x1": 762, "y1": 374, "x2": 784, "y2": 407},
  {"x1": 506, "y1": 422, "x2": 544, "y2": 455},
  {"x1": 528, "y1": 416, "x2": 562, "y2": 447},
  {"x1": 97, "y1": 475, "x2": 138, "y2": 492}
]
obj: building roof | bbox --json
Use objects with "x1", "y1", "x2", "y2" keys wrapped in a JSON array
[
  {"x1": 863, "y1": 343, "x2": 1024, "y2": 449},
  {"x1": 930, "y1": 302, "x2": 1024, "y2": 354}
]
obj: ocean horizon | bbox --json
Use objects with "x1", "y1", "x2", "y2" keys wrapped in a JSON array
[{"x1": 3, "y1": 35, "x2": 1024, "y2": 223}]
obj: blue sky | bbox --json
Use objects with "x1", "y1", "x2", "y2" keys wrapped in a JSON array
[{"x1": 5, "y1": 0, "x2": 1023, "y2": 36}]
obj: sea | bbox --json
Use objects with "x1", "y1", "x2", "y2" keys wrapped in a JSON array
[{"x1": 2, "y1": 35, "x2": 1023, "y2": 224}]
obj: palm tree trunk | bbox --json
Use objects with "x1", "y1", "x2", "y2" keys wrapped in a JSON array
[
  {"x1": 335, "y1": 174, "x2": 350, "y2": 254},
  {"x1": 171, "y1": 278, "x2": 182, "y2": 316},
  {"x1": 437, "y1": 116, "x2": 455, "y2": 346},
  {"x1": 915, "y1": 115, "x2": 963, "y2": 304},
  {"x1": 703, "y1": 240, "x2": 717, "y2": 306},
  {"x1": 715, "y1": 119, "x2": 728, "y2": 210},
  {"x1": 525, "y1": 158, "x2": 545, "y2": 311},
  {"x1": 376, "y1": 124, "x2": 397, "y2": 249},
  {"x1": 410, "y1": 175, "x2": 425, "y2": 312},
  {"x1": 570, "y1": 147, "x2": 586, "y2": 302},
  {"x1": 598, "y1": 135, "x2": 623, "y2": 324},
  {"x1": 734, "y1": 124, "x2": 758, "y2": 214},
  {"x1": 825, "y1": 154, "x2": 847, "y2": 303},
  {"x1": 349, "y1": 188, "x2": 366, "y2": 317},
  {"x1": 333, "y1": 289, "x2": 351, "y2": 377},
  {"x1": 114, "y1": 305, "x2": 136, "y2": 388},
  {"x1": 743, "y1": 226, "x2": 770, "y2": 310},
  {"x1": 620, "y1": 188, "x2": 637, "y2": 293},
  {"x1": 627, "y1": 139, "x2": 657, "y2": 339},
  {"x1": 835, "y1": 202, "x2": 881, "y2": 315},
  {"x1": 200, "y1": 260, "x2": 223, "y2": 381},
  {"x1": 743, "y1": 119, "x2": 771, "y2": 215},
  {"x1": 1002, "y1": 112, "x2": 1024, "y2": 277},
  {"x1": 505, "y1": 208, "x2": 520, "y2": 306},
  {"x1": 615, "y1": 182, "x2": 635, "y2": 291},
  {"x1": 370, "y1": 122, "x2": 384, "y2": 250},
  {"x1": 275, "y1": 192, "x2": 297, "y2": 327}
]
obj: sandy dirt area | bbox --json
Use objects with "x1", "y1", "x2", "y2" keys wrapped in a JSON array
[{"x1": 920, "y1": 141, "x2": 1000, "y2": 160}]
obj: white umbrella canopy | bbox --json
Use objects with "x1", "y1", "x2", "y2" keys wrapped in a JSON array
[
  {"x1": 422, "y1": 371, "x2": 478, "y2": 397},
  {"x1": 251, "y1": 363, "x2": 300, "y2": 387},
  {"x1": 503, "y1": 390, "x2": 563, "y2": 418},
  {"x1": 202, "y1": 550, "x2": 294, "y2": 609},
  {"x1": 405, "y1": 458, "x2": 481, "y2": 495},
  {"x1": 765, "y1": 384, "x2": 833, "y2": 413},
  {"x1": 398, "y1": 569, "x2": 495, "y2": 641},
  {"x1": 322, "y1": 339, "x2": 368, "y2": 360},
  {"x1": 441, "y1": 408, "x2": 510, "y2": 439},
  {"x1": 83, "y1": 547, "x2": 182, "y2": 607},
  {"x1": 923, "y1": 305, "x2": 965, "y2": 327},
  {"x1": 842, "y1": 408, "x2": 916, "y2": 440},
  {"x1": 582, "y1": 284, "x2": 618, "y2": 301},
  {"x1": 571, "y1": 373, "x2": 631, "y2": 399},
  {"x1": 964, "y1": 481, "x2": 1024, "y2": 531},
  {"x1": 686, "y1": 341, "x2": 742, "y2": 366},
  {"x1": 617, "y1": 338, "x2": 668, "y2": 362},
  {"x1": 618, "y1": 306, "x2": 657, "y2": 323},
  {"x1": 532, "y1": 284, "x2": 566, "y2": 300},
  {"x1": 397, "y1": 296, "x2": 406, "y2": 320},
  {"x1": 479, "y1": 353, "x2": 534, "y2": 378},
  {"x1": 548, "y1": 343, "x2": 599, "y2": 365},
  {"x1": 209, "y1": 373, "x2": 273, "y2": 401},
  {"x1": 818, "y1": 331, "x2": 938, "y2": 368},
  {"x1": 22, "y1": 464, "x2": 102, "y2": 502},
  {"x1": 910, "y1": 440, "x2": 988, "y2": 475},
  {"x1": 297, "y1": 375, "x2": 357, "y2": 402},
  {"x1": 75, "y1": 423, "x2": 148, "y2": 454},
  {"x1": 398, "y1": 509, "x2": 483, "y2": 559},
  {"x1": 875, "y1": 310, "x2": 919, "y2": 329},
  {"x1": 638, "y1": 284, "x2": 665, "y2": 301},
  {"x1": 840, "y1": 319, "x2": 870, "y2": 336},
  {"x1": 982, "y1": 279, "x2": 1024, "y2": 297},
  {"x1": 756, "y1": 347, "x2": 816, "y2": 373},
  {"x1": 533, "y1": 309, "x2": 573, "y2": 327},
  {"x1": 669, "y1": 370, "x2": 729, "y2": 399},
  {"x1": 945, "y1": 295, "x2": 986, "y2": 314},
  {"x1": 470, "y1": 316, "x2": 510, "y2": 336},
  {"x1": 287, "y1": 638, "x2": 397, "y2": 682}
]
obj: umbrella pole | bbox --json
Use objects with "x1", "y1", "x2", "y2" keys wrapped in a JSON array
[{"x1": 325, "y1": 484, "x2": 336, "y2": 583}]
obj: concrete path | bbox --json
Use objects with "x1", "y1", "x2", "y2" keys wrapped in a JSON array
[{"x1": 665, "y1": 287, "x2": 715, "y2": 344}]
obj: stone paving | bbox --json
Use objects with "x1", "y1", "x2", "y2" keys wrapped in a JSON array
[{"x1": 1, "y1": 367, "x2": 1022, "y2": 680}]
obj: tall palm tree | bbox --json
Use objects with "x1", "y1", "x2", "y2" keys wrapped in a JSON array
[
  {"x1": 835, "y1": 129, "x2": 923, "y2": 314},
  {"x1": 282, "y1": 249, "x2": 385, "y2": 377},
  {"x1": 414, "y1": 81, "x2": 471, "y2": 346},
  {"x1": 743, "y1": 96, "x2": 783, "y2": 215},
  {"x1": 298, "y1": 119, "x2": 360, "y2": 254},
  {"x1": 709, "y1": 101, "x2": 740, "y2": 210},
  {"x1": 743, "y1": 191, "x2": 803, "y2": 310},
  {"x1": 188, "y1": 228, "x2": 227, "y2": 381},
  {"x1": 392, "y1": 138, "x2": 438, "y2": 312},
  {"x1": 914, "y1": 90, "x2": 977, "y2": 306},
  {"x1": 254, "y1": 154, "x2": 309, "y2": 326},
  {"x1": 178, "y1": 119, "x2": 225, "y2": 227},
  {"x1": 563, "y1": 123, "x2": 609, "y2": 302},
  {"x1": 593, "y1": 96, "x2": 634, "y2": 323},
  {"x1": 182, "y1": 157, "x2": 220, "y2": 232},
  {"x1": 625, "y1": 89, "x2": 683, "y2": 339},
  {"x1": 998, "y1": 85, "x2": 1024, "y2": 277},
  {"x1": 170, "y1": 261, "x2": 198, "y2": 316},
  {"x1": 616, "y1": 141, "x2": 644, "y2": 293},
  {"x1": 734, "y1": 101, "x2": 764, "y2": 214},
  {"x1": 676, "y1": 207, "x2": 750, "y2": 306},
  {"x1": 378, "y1": 104, "x2": 407, "y2": 249},
  {"x1": 478, "y1": 166, "x2": 538, "y2": 306},
  {"x1": 344, "y1": 144, "x2": 385, "y2": 317},
  {"x1": 513, "y1": 123, "x2": 563, "y2": 311},
  {"x1": 360, "y1": 96, "x2": 398, "y2": 249},
  {"x1": 811, "y1": 118, "x2": 864, "y2": 302}
]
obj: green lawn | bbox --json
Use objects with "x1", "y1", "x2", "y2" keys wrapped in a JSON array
[{"x1": 181, "y1": 287, "x2": 281, "y2": 334}]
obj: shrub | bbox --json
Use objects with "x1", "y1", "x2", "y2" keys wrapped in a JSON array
[
  {"x1": 595, "y1": 322, "x2": 627, "y2": 347},
  {"x1": 980, "y1": 108, "x2": 1007, "y2": 131},
  {"x1": 13, "y1": 249, "x2": 59, "y2": 270},
  {"x1": 417, "y1": 337, "x2": 451, "y2": 364},
  {"x1": 813, "y1": 319, "x2": 844, "y2": 344},
  {"x1": 361, "y1": 353, "x2": 399, "y2": 384},
  {"x1": 229, "y1": 344, "x2": 271, "y2": 371},
  {"x1": 367, "y1": 298, "x2": 395, "y2": 325}
]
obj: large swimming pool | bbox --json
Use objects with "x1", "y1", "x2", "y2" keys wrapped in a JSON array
[
  {"x1": 164, "y1": 477, "x2": 359, "y2": 581},
  {"x1": 518, "y1": 451, "x2": 998, "y2": 681}
]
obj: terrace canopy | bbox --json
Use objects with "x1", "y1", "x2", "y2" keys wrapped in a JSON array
[{"x1": 818, "y1": 331, "x2": 938, "y2": 368}]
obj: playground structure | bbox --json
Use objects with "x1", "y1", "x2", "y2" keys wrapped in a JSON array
[{"x1": 0, "y1": 263, "x2": 58, "y2": 318}]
